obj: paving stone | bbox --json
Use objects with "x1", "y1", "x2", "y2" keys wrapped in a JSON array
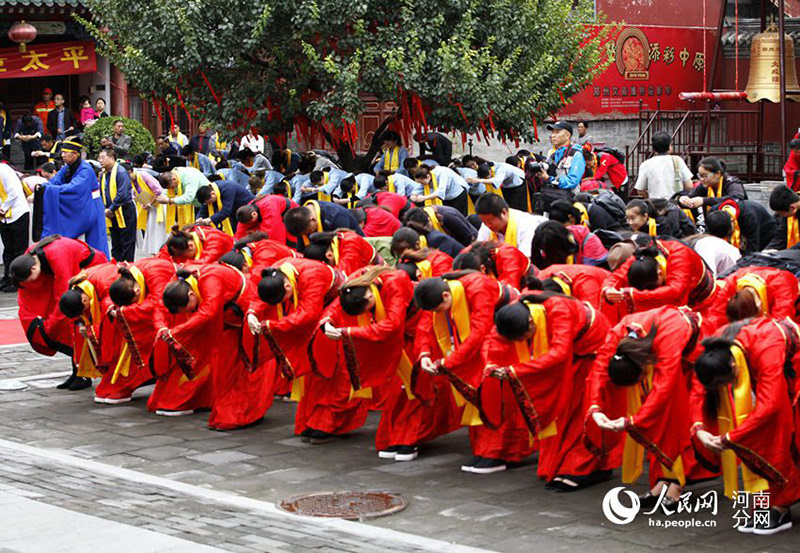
[
  {"x1": 187, "y1": 451, "x2": 258, "y2": 465},
  {"x1": 129, "y1": 445, "x2": 199, "y2": 461}
]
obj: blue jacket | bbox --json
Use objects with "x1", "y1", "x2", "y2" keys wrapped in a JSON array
[{"x1": 197, "y1": 180, "x2": 255, "y2": 229}]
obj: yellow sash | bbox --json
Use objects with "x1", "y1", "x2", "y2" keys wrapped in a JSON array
[
  {"x1": 485, "y1": 167, "x2": 504, "y2": 197},
  {"x1": 75, "y1": 280, "x2": 103, "y2": 379},
  {"x1": 166, "y1": 172, "x2": 195, "y2": 229},
  {"x1": 418, "y1": 235, "x2": 428, "y2": 249},
  {"x1": 550, "y1": 275, "x2": 572, "y2": 296},
  {"x1": 417, "y1": 259, "x2": 433, "y2": 279},
  {"x1": 190, "y1": 232, "x2": 203, "y2": 260},
  {"x1": 134, "y1": 171, "x2": 164, "y2": 231},
  {"x1": 717, "y1": 344, "x2": 769, "y2": 499},
  {"x1": 708, "y1": 177, "x2": 723, "y2": 198},
  {"x1": 721, "y1": 204, "x2": 741, "y2": 249},
  {"x1": 317, "y1": 172, "x2": 332, "y2": 202},
  {"x1": 424, "y1": 207, "x2": 444, "y2": 232},
  {"x1": 788, "y1": 215, "x2": 800, "y2": 249},
  {"x1": 431, "y1": 280, "x2": 481, "y2": 426},
  {"x1": 0, "y1": 177, "x2": 9, "y2": 220},
  {"x1": 512, "y1": 303, "x2": 557, "y2": 439},
  {"x1": 190, "y1": 153, "x2": 200, "y2": 170},
  {"x1": 101, "y1": 163, "x2": 126, "y2": 228},
  {"x1": 208, "y1": 182, "x2": 234, "y2": 236},
  {"x1": 647, "y1": 217, "x2": 657, "y2": 237},
  {"x1": 622, "y1": 363, "x2": 686, "y2": 486},
  {"x1": 303, "y1": 200, "x2": 324, "y2": 245},
  {"x1": 574, "y1": 202, "x2": 589, "y2": 226},
  {"x1": 423, "y1": 172, "x2": 443, "y2": 207},
  {"x1": 111, "y1": 266, "x2": 146, "y2": 384},
  {"x1": 490, "y1": 210, "x2": 518, "y2": 247},
  {"x1": 273, "y1": 263, "x2": 302, "y2": 400},
  {"x1": 383, "y1": 146, "x2": 400, "y2": 173},
  {"x1": 387, "y1": 175, "x2": 396, "y2": 193},
  {"x1": 736, "y1": 274, "x2": 768, "y2": 317}
]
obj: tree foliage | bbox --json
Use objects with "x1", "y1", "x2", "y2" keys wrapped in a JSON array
[{"x1": 78, "y1": 0, "x2": 614, "y2": 149}]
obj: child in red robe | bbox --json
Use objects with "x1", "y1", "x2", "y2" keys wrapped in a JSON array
[
  {"x1": 414, "y1": 271, "x2": 523, "y2": 473},
  {"x1": 536, "y1": 263, "x2": 625, "y2": 324},
  {"x1": 692, "y1": 317, "x2": 800, "y2": 535},
  {"x1": 57, "y1": 262, "x2": 119, "y2": 387},
  {"x1": 483, "y1": 292, "x2": 612, "y2": 489},
  {"x1": 98, "y1": 258, "x2": 176, "y2": 404},
  {"x1": 309, "y1": 267, "x2": 414, "y2": 446},
  {"x1": 10, "y1": 235, "x2": 108, "y2": 390},
  {"x1": 245, "y1": 257, "x2": 342, "y2": 439},
  {"x1": 154, "y1": 263, "x2": 270, "y2": 430},
  {"x1": 301, "y1": 230, "x2": 382, "y2": 277},
  {"x1": 234, "y1": 194, "x2": 299, "y2": 243},
  {"x1": 157, "y1": 224, "x2": 234, "y2": 265},
  {"x1": 585, "y1": 305, "x2": 713, "y2": 511},
  {"x1": 454, "y1": 240, "x2": 534, "y2": 291}
]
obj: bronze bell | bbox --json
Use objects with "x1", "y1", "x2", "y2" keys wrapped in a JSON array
[{"x1": 745, "y1": 22, "x2": 800, "y2": 102}]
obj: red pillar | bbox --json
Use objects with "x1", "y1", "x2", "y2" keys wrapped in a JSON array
[{"x1": 110, "y1": 65, "x2": 129, "y2": 118}]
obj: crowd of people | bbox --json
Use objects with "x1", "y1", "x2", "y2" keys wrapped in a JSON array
[{"x1": 5, "y1": 115, "x2": 800, "y2": 536}]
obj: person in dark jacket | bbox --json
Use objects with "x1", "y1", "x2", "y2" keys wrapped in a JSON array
[
  {"x1": 415, "y1": 131, "x2": 453, "y2": 166},
  {"x1": 706, "y1": 199, "x2": 778, "y2": 254},
  {"x1": 403, "y1": 205, "x2": 477, "y2": 247},
  {"x1": 196, "y1": 179, "x2": 255, "y2": 234},
  {"x1": 45, "y1": 94, "x2": 77, "y2": 141},
  {"x1": 679, "y1": 156, "x2": 746, "y2": 211}
]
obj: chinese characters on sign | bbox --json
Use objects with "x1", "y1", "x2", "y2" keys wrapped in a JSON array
[
  {"x1": 0, "y1": 41, "x2": 96, "y2": 79},
  {"x1": 560, "y1": 26, "x2": 713, "y2": 117}
]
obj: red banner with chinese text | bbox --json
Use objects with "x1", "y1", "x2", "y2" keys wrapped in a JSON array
[
  {"x1": 0, "y1": 41, "x2": 96, "y2": 79},
  {"x1": 560, "y1": 26, "x2": 715, "y2": 119}
]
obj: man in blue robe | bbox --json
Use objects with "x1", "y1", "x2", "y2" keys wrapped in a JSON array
[{"x1": 40, "y1": 139, "x2": 109, "y2": 257}]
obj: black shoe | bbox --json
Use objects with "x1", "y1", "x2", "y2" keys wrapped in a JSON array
[
  {"x1": 309, "y1": 429, "x2": 337, "y2": 445},
  {"x1": 68, "y1": 377, "x2": 92, "y2": 391},
  {"x1": 461, "y1": 456, "x2": 482, "y2": 472},
  {"x1": 378, "y1": 445, "x2": 400, "y2": 459},
  {"x1": 638, "y1": 492, "x2": 659, "y2": 511},
  {"x1": 548, "y1": 469, "x2": 614, "y2": 493},
  {"x1": 753, "y1": 508, "x2": 792, "y2": 535},
  {"x1": 470, "y1": 457, "x2": 507, "y2": 474},
  {"x1": 737, "y1": 516, "x2": 755, "y2": 534},
  {"x1": 394, "y1": 446, "x2": 419, "y2": 462},
  {"x1": 299, "y1": 428, "x2": 314, "y2": 443},
  {"x1": 56, "y1": 373, "x2": 77, "y2": 390},
  {"x1": 1, "y1": 282, "x2": 15, "y2": 293}
]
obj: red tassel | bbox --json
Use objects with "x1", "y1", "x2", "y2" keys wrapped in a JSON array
[
  {"x1": 200, "y1": 71, "x2": 221, "y2": 106},
  {"x1": 488, "y1": 110, "x2": 496, "y2": 134},
  {"x1": 532, "y1": 114, "x2": 539, "y2": 142},
  {"x1": 461, "y1": 131, "x2": 467, "y2": 148},
  {"x1": 176, "y1": 86, "x2": 191, "y2": 122},
  {"x1": 152, "y1": 94, "x2": 162, "y2": 121},
  {"x1": 166, "y1": 100, "x2": 174, "y2": 130}
]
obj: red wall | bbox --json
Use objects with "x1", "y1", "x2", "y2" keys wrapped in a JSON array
[{"x1": 597, "y1": 0, "x2": 722, "y2": 29}]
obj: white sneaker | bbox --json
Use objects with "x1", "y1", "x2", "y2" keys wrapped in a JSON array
[
  {"x1": 104, "y1": 396, "x2": 132, "y2": 405},
  {"x1": 155, "y1": 409, "x2": 194, "y2": 417},
  {"x1": 470, "y1": 458, "x2": 507, "y2": 474},
  {"x1": 394, "y1": 446, "x2": 419, "y2": 462},
  {"x1": 378, "y1": 449, "x2": 397, "y2": 459},
  {"x1": 93, "y1": 396, "x2": 108, "y2": 404}
]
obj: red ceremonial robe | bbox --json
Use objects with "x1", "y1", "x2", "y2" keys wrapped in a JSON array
[
  {"x1": 417, "y1": 272, "x2": 526, "y2": 459},
  {"x1": 248, "y1": 257, "x2": 339, "y2": 433},
  {"x1": 68, "y1": 262, "x2": 119, "y2": 378},
  {"x1": 480, "y1": 295, "x2": 612, "y2": 480},
  {"x1": 150, "y1": 263, "x2": 271, "y2": 429},
  {"x1": 784, "y1": 132, "x2": 800, "y2": 191},
  {"x1": 157, "y1": 225, "x2": 234, "y2": 264},
  {"x1": 17, "y1": 237, "x2": 107, "y2": 356},
  {"x1": 690, "y1": 317, "x2": 800, "y2": 506},
  {"x1": 96, "y1": 258, "x2": 175, "y2": 401},
  {"x1": 703, "y1": 266, "x2": 800, "y2": 328},
  {"x1": 602, "y1": 240, "x2": 714, "y2": 315},
  {"x1": 585, "y1": 306, "x2": 713, "y2": 488},
  {"x1": 309, "y1": 270, "x2": 414, "y2": 435},
  {"x1": 538, "y1": 264, "x2": 625, "y2": 324},
  {"x1": 464, "y1": 241, "x2": 531, "y2": 290},
  {"x1": 234, "y1": 195, "x2": 299, "y2": 244},
  {"x1": 331, "y1": 230, "x2": 379, "y2": 277}
]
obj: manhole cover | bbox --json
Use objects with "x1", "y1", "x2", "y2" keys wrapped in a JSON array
[{"x1": 278, "y1": 491, "x2": 407, "y2": 520}]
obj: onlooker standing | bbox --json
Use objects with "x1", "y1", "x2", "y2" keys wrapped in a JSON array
[
  {"x1": 46, "y1": 94, "x2": 76, "y2": 140},
  {"x1": 415, "y1": 131, "x2": 453, "y2": 166},
  {"x1": 99, "y1": 148, "x2": 136, "y2": 261},
  {"x1": 0, "y1": 162, "x2": 30, "y2": 292},
  {"x1": 100, "y1": 119, "x2": 131, "y2": 159},
  {"x1": 575, "y1": 121, "x2": 594, "y2": 146},
  {"x1": 783, "y1": 131, "x2": 800, "y2": 191},
  {"x1": 168, "y1": 124, "x2": 189, "y2": 149},
  {"x1": 78, "y1": 96, "x2": 98, "y2": 130},
  {"x1": 632, "y1": 131, "x2": 693, "y2": 199},
  {"x1": 0, "y1": 99, "x2": 12, "y2": 161},
  {"x1": 240, "y1": 127, "x2": 265, "y2": 155},
  {"x1": 13, "y1": 113, "x2": 43, "y2": 170},
  {"x1": 34, "y1": 88, "x2": 55, "y2": 128},
  {"x1": 94, "y1": 98, "x2": 109, "y2": 119},
  {"x1": 544, "y1": 121, "x2": 585, "y2": 194},
  {"x1": 190, "y1": 122, "x2": 214, "y2": 156}
]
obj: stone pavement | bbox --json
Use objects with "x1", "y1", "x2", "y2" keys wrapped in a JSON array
[{"x1": 0, "y1": 292, "x2": 797, "y2": 552}]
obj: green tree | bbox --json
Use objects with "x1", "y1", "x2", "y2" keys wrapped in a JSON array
[
  {"x1": 83, "y1": 116, "x2": 155, "y2": 158},
  {"x1": 78, "y1": 0, "x2": 613, "y2": 170}
]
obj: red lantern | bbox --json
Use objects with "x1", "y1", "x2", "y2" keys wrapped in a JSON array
[{"x1": 8, "y1": 21, "x2": 37, "y2": 53}]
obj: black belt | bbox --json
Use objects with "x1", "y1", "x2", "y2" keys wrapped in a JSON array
[{"x1": 79, "y1": 248, "x2": 96, "y2": 269}]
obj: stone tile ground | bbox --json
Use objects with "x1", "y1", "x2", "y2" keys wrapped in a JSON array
[{"x1": 0, "y1": 295, "x2": 797, "y2": 552}]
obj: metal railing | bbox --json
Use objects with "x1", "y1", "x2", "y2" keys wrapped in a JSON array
[{"x1": 625, "y1": 99, "x2": 782, "y2": 183}]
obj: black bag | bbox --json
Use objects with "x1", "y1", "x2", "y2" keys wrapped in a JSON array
[
  {"x1": 534, "y1": 186, "x2": 573, "y2": 213},
  {"x1": 597, "y1": 147, "x2": 625, "y2": 164},
  {"x1": 594, "y1": 189, "x2": 627, "y2": 221}
]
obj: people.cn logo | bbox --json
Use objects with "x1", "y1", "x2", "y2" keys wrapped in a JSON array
[{"x1": 602, "y1": 486, "x2": 641, "y2": 525}]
